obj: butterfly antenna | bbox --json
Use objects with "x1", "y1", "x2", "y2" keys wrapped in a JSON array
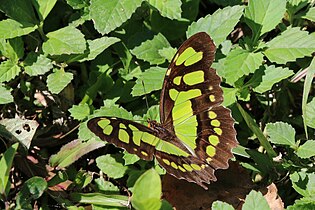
[{"x1": 142, "y1": 80, "x2": 150, "y2": 110}]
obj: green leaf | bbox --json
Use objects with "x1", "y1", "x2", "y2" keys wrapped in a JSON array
[
  {"x1": 147, "y1": 0, "x2": 182, "y2": 20},
  {"x1": 0, "y1": 85, "x2": 13, "y2": 104},
  {"x1": 16, "y1": 177, "x2": 47, "y2": 209},
  {"x1": 305, "y1": 97, "x2": 315, "y2": 129},
  {"x1": 5, "y1": 37, "x2": 24, "y2": 62},
  {"x1": 50, "y1": 139, "x2": 105, "y2": 168},
  {"x1": 131, "y1": 33, "x2": 171, "y2": 65},
  {"x1": 296, "y1": 140, "x2": 315, "y2": 159},
  {"x1": 0, "y1": 19, "x2": 37, "y2": 39},
  {"x1": 24, "y1": 53, "x2": 53, "y2": 76},
  {"x1": 0, "y1": 0, "x2": 37, "y2": 24},
  {"x1": 244, "y1": 0, "x2": 286, "y2": 37},
  {"x1": 43, "y1": 26, "x2": 86, "y2": 55},
  {"x1": 187, "y1": 5, "x2": 244, "y2": 46},
  {"x1": 264, "y1": 27, "x2": 315, "y2": 64},
  {"x1": 131, "y1": 169, "x2": 162, "y2": 210},
  {"x1": 222, "y1": 87, "x2": 237, "y2": 107},
  {"x1": 217, "y1": 48, "x2": 263, "y2": 85},
  {"x1": 94, "y1": 178, "x2": 120, "y2": 193},
  {"x1": 90, "y1": 0, "x2": 143, "y2": 34},
  {"x1": 303, "y1": 7, "x2": 315, "y2": 22},
  {"x1": 69, "y1": 104, "x2": 91, "y2": 120},
  {"x1": 265, "y1": 122, "x2": 297, "y2": 148},
  {"x1": 47, "y1": 69, "x2": 74, "y2": 94},
  {"x1": 0, "y1": 60, "x2": 21, "y2": 83},
  {"x1": 131, "y1": 66, "x2": 166, "y2": 96},
  {"x1": 242, "y1": 190, "x2": 270, "y2": 210},
  {"x1": 70, "y1": 192, "x2": 129, "y2": 207},
  {"x1": 290, "y1": 171, "x2": 315, "y2": 197},
  {"x1": 33, "y1": 0, "x2": 57, "y2": 21},
  {"x1": 0, "y1": 118, "x2": 38, "y2": 149},
  {"x1": 0, "y1": 143, "x2": 18, "y2": 196},
  {"x1": 253, "y1": 65, "x2": 294, "y2": 93},
  {"x1": 96, "y1": 154, "x2": 128, "y2": 179},
  {"x1": 212, "y1": 200, "x2": 234, "y2": 210},
  {"x1": 158, "y1": 47, "x2": 177, "y2": 62},
  {"x1": 123, "y1": 152, "x2": 140, "y2": 165}
]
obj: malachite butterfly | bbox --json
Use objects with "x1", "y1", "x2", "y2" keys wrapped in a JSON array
[{"x1": 88, "y1": 32, "x2": 238, "y2": 189}]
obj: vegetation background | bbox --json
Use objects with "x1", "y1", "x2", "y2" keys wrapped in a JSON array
[{"x1": 0, "y1": 0, "x2": 314, "y2": 209}]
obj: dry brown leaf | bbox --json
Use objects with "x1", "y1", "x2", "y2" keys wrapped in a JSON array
[{"x1": 263, "y1": 183, "x2": 284, "y2": 210}]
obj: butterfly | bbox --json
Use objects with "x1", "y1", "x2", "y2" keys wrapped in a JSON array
[{"x1": 88, "y1": 32, "x2": 238, "y2": 189}]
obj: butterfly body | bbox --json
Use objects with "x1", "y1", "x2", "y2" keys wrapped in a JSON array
[{"x1": 88, "y1": 32, "x2": 238, "y2": 189}]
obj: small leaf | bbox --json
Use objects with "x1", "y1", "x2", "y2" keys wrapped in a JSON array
[
  {"x1": 70, "y1": 192, "x2": 129, "y2": 207},
  {"x1": 212, "y1": 200, "x2": 234, "y2": 210},
  {"x1": 305, "y1": 97, "x2": 315, "y2": 129},
  {"x1": 158, "y1": 47, "x2": 177, "y2": 62},
  {"x1": 264, "y1": 27, "x2": 315, "y2": 64},
  {"x1": 296, "y1": 140, "x2": 315, "y2": 159},
  {"x1": 24, "y1": 53, "x2": 53, "y2": 76},
  {"x1": 131, "y1": 33, "x2": 171, "y2": 65},
  {"x1": 187, "y1": 5, "x2": 244, "y2": 46},
  {"x1": 244, "y1": 0, "x2": 286, "y2": 36},
  {"x1": 96, "y1": 154, "x2": 128, "y2": 179},
  {"x1": 265, "y1": 122, "x2": 296, "y2": 148},
  {"x1": 131, "y1": 169, "x2": 162, "y2": 210},
  {"x1": 90, "y1": 0, "x2": 143, "y2": 34},
  {"x1": 290, "y1": 171, "x2": 315, "y2": 197},
  {"x1": 0, "y1": 85, "x2": 13, "y2": 104},
  {"x1": 34, "y1": 0, "x2": 57, "y2": 21},
  {"x1": 16, "y1": 177, "x2": 47, "y2": 209},
  {"x1": 131, "y1": 66, "x2": 166, "y2": 96},
  {"x1": 253, "y1": 65, "x2": 294, "y2": 93},
  {"x1": 123, "y1": 152, "x2": 140, "y2": 165},
  {"x1": 0, "y1": 60, "x2": 21, "y2": 83},
  {"x1": 303, "y1": 7, "x2": 315, "y2": 22},
  {"x1": 242, "y1": 190, "x2": 270, "y2": 210},
  {"x1": 217, "y1": 48, "x2": 264, "y2": 85},
  {"x1": 47, "y1": 69, "x2": 74, "y2": 94},
  {"x1": 43, "y1": 26, "x2": 86, "y2": 55},
  {"x1": 0, "y1": 143, "x2": 18, "y2": 196},
  {"x1": 0, "y1": 118, "x2": 38, "y2": 149},
  {"x1": 222, "y1": 87, "x2": 237, "y2": 107},
  {"x1": 0, "y1": 19, "x2": 37, "y2": 39},
  {"x1": 147, "y1": 0, "x2": 182, "y2": 20},
  {"x1": 69, "y1": 104, "x2": 91, "y2": 120},
  {"x1": 50, "y1": 138, "x2": 105, "y2": 168}
]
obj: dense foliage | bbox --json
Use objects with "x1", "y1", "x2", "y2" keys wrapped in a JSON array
[{"x1": 0, "y1": 0, "x2": 315, "y2": 209}]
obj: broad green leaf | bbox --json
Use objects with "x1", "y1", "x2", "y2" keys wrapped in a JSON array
[
  {"x1": 222, "y1": 87, "x2": 237, "y2": 106},
  {"x1": 158, "y1": 47, "x2": 177, "y2": 62},
  {"x1": 303, "y1": 7, "x2": 315, "y2": 22},
  {"x1": 90, "y1": 0, "x2": 143, "y2": 34},
  {"x1": 43, "y1": 26, "x2": 86, "y2": 55},
  {"x1": 287, "y1": 0, "x2": 311, "y2": 17},
  {"x1": 253, "y1": 65, "x2": 294, "y2": 93},
  {"x1": 123, "y1": 152, "x2": 140, "y2": 165},
  {"x1": 131, "y1": 33, "x2": 171, "y2": 65},
  {"x1": 237, "y1": 103, "x2": 277, "y2": 157},
  {"x1": 242, "y1": 190, "x2": 270, "y2": 210},
  {"x1": 94, "y1": 178, "x2": 120, "y2": 193},
  {"x1": 66, "y1": 0, "x2": 89, "y2": 9},
  {"x1": 16, "y1": 177, "x2": 47, "y2": 209},
  {"x1": 70, "y1": 193, "x2": 129, "y2": 207},
  {"x1": 69, "y1": 104, "x2": 91, "y2": 120},
  {"x1": 79, "y1": 36, "x2": 120, "y2": 62},
  {"x1": 296, "y1": 140, "x2": 315, "y2": 159},
  {"x1": 0, "y1": 60, "x2": 21, "y2": 83},
  {"x1": 265, "y1": 122, "x2": 297, "y2": 148},
  {"x1": 96, "y1": 154, "x2": 128, "y2": 179},
  {"x1": 147, "y1": 0, "x2": 182, "y2": 20},
  {"x1": 287, "y1": 198, "x2": 315, "y2": 210},
  {"x1": 131, "y1": 66, "x2": 166, "y2": 96},
  {"x1": 264, "y1": 27, "x2": 315, "y2": 64},
  {"x1": 0, "y1": 0, "x2": 37, "y2": 24},
  {"x1": 33, "y1": 0, "x2": 57, "y2": 21},
  {"x1": 0, "y1": 85, "x2": 13, "y2": 104},
  {"x1": 47, "y1": 69, "x2": 74, "y2": 94},
  {"x1": 212, "y1": 200, "x2": 234, "y2": 210},
  {"x1": 244, "y1": 0, "x2": 286, "y2": 37},
  {"x1": 305, "y1": 97, "x2": 315, "y2": 129},
  {"x1": 132, "y1": 169, "x2": 162, "y2": 210},
  {"x1": 4, "y1": 37, "x2": 24, "y2": 62},
  {"x1": 0, "y1": 19, "x2": 37, "y2": 39},
  {"x1": 50, "y1": 139, "x2": 105, "y2": 168},
  {"x1": 187, "y1": 5, "x2": 244, "y2": 46},
  {"x1": 290, "y1": 171, "x2": 315, "y2": 197},
  {"x1": 0, "y1": 143, "x2": 18, "y2": 196},
  {"x1": 24, "y1": 53, "x2": 53, "y2": 76},
  {"x1": 217, "y1": 48, "x2": 263, "y2": 85},
  {"x1": 0, "y1": 118, "x2": 38, "y2": 149}
]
